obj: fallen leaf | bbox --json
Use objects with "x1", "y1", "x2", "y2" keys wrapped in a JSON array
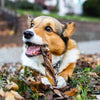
[
  {"x1": 64, "y1": 87, "x2": 81, "y2": 97},
  {"x1": 46, "y1": 92, "x2": 53, "y2": 100},
  {"x1": 76, "y1": 94, "x2": 82, "y2": 100},
  {"x1": 5, "y1": 92, "x2": 15, "y2": 100},
  {"x1": 54, "y1": 96, "x2": 66, "y2": 100},
  {"x1": 77, "y1": 54, "x2": 100, "y2": 68},
  {"x1": 17, "y1": 66, "x2": 24, "y2": 72},
  {"x1": 97, "y1": 59, "x2": 100, "y2": 66},
  {"x1": 97, "y1": 72, "x2": 100, "y2": 76},
  {"x1": 11, "y1": 90, "x2": 24, "y2": 100},
  {"x1": 6, "y1": 81, "x2": 19, "y2": 91},
  {"x1": 89, "y1": 72, "x2": 98, "y2": 77},
  {"x1": 9, "y1": 30, "x2": 15, "y2": 35},
  {"x1": 38, "y1": 93, "x2": 45, "y2": 96},
  {"x1": 54, "y1": 89, "x2": 62, "y2": 97},
  {"x1": 0, "y1": 88, "x2": 5, "y2": 97}
]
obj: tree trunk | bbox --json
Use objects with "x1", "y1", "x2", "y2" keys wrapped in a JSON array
[{"x1": 1, "y1": 0, "x2": 5, "y2": 9}]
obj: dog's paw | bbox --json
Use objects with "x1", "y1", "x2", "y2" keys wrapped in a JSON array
[
  {"x1": 41, "y1": 76, "x2": 66, "y2": 89},
  {"x1": 56, "y1": 76, "x2": 67, "y2": 88}
]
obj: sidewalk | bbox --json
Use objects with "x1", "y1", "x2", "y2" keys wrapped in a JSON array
[
  {"x1": 78, "y1": 40, "x2": 100, "y2": 54},
  {"x1": 0, "y1": 40, "x2": 100, "y2": 63}
]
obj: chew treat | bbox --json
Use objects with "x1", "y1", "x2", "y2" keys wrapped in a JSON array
[{"x1": 41, "y1": 46, "x2": 57, "y2": 86}]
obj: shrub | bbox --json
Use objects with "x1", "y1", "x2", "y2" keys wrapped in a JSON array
[
  {"x1": 33, "y1": 3, "x2": 43, "y2": 11},
  {"x1": 5, "y1": 0, "x2": 14, "y2": 8},
  {"x1": 5, "y1": 1, "x2": 43, "y2": 11},
  {"x1": 83, "y1": 0, "x2": 100, "y2": 17},
  {"x1": 17, "y1": 1, "x2": 34, "y2": 10}
]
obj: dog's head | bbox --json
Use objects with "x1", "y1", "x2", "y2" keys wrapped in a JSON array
[{"x1": 23, "y1": 16, "x2": 75, "y2": 57}]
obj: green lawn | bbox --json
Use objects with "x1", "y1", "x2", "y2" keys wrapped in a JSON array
[{"x1": 17, "y1": 9, "x2": 100, "y2": 22}]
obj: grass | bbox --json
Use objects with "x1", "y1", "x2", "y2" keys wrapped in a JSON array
[
  {"x1": 0, "y1": 63, "x2": 100, "y2": 99},
  {"x1": 71, "y1": 65, "x2": 100, "y2": 99},
  {"x1": 17, "y1": 9, "x2": 100, "y2": 22}
]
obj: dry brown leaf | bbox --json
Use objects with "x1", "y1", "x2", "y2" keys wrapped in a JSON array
[
  {"x1": 64, "y1": 87, "x2": 81, "y2": 97},
  {"x1": 26, "y1": 77, "x2": 37, "y2": 85},
  {"x1": 54, "y1": 96, "x2": 66, "y2": 100},
  {"x1": 54, "y1": 89, "x2": 62, "y2": 97},
  {"x1": 9, "y1": 30, "x2": 15, "y2": 35},
  {"x1": 89, "y1": 72, "x2": 98, "y2": 77},
  {"x1": 11, "y1": 90, "x2": 24, "y2": 100},
  {"x1": 6, "y1": 81, "x2": 19, "y2": 91},
  {"x1": 77, "y1": 54, "x2": 100, "y2": 68},
  {"x1": 0, "y1": 88, "x2": 5, "y2": 97},
  {"x1": 17, "y1": 65, "x2": 24, "y2": 72},
  {"x1": 5, "y1": 92, "x2": 15, "y2": 100},
  {"x1": 97, "y1": 72, "x2": 100, "y2": 76},
  {"x1": 38, "y1": 93, "x2": 45, "y2": 96},
  {"x1": 76, "y1": 94, "x2": 82, "y2": 100},
  {"x1": 97, "y1": 59, "x2": 100, "y2": 66},
  {"x1": 25, "y1": 77, "x2": 46, "y2": 92},
  {"x1": 46, "y1": 92, "x2": 53, "y2": 100}
]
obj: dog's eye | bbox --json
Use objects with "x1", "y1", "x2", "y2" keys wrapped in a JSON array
[
  {"x1": 31, "y1": 23, "x2": 34, "y2": 27},
  {"x1": 45, "y1": 26, "x2": 52, "y2": 32}
]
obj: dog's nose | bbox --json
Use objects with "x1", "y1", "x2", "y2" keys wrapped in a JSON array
[{"x1": 24, "y1": 31, "x2": 34, "y2": 39}]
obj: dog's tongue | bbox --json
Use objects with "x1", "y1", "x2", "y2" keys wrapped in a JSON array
[{"x1": 26, "y1": 45, "x2": 41, "y2": 56}]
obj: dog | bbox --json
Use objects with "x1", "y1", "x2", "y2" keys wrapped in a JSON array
[{"x1": 21, "y1": 16, "x2": 80, "y2": 88}]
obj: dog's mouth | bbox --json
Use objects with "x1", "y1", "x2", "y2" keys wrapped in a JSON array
[
  {"x1": 25, "y1": 42, "x2": 48, "y2": 57},
  {"x1": 25, "y1": 42, "x2": 42, "y2": 57}
]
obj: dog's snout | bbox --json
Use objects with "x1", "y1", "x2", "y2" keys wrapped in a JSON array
[{"x1": 24, "y1": 31, "x2": 34, "y2": 39}]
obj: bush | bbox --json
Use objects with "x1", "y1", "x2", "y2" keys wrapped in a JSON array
[
  {"x1": 83, "y1": 0, "x2": 100, "y2": 17},
  {"x1": 33, "y1": 3, "x2": 43, "y2": 11},
  {"x1": 5, "y1": 1, "x2": 43, "y2": 11},
  {"x1": 17, "y1": 1, "x2": 34, "y2": 10},
  {"x1": 5, "y1": 0, "x2": 14, "y2": 8}
]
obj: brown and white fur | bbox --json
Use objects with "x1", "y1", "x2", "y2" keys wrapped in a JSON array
[{"x1": 21, "y1": 16, "x2": 80, "y2": 88}]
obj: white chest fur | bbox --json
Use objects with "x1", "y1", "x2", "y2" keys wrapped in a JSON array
[
  {"x1": 21, "y1": 52, "x2": 62, "y2": 75},
  {"x1": 21, "y1": 51, "x2": 45, "y2": 75},
  {"x1": 21, "y1": 46, "x2": 80, "y2": 75},
  {"x1": 21, "y1": 46, "x2": 62, "y2": 75}
]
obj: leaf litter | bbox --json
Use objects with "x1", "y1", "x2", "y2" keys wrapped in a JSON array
[{"x1": 0, "y1": 53, "x2": 100, "y2": 100}]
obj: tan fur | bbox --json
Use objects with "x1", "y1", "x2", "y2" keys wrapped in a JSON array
[
  {"x1": 58, "y1": 39, "x2": 78, "y2": 80},
  {"x1": 30, "y1": 16, "x2": 66, "y2": 55},
  {"x1": 67, "y1": 39, "x2": 78, "y2": 51},
  {"x1": 58, "y1": 63, "x2": 76, "y2": 80},
  {"x1": 63, "y1": 22, "x2": 75, "y2": 37},
  {"x1": 25, "y1": 16, "x2": 80, "y2": 83}
]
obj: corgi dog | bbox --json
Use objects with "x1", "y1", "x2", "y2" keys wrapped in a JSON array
[{"x1": 21, "y1": 16, "x2": 80, "y2": 88}]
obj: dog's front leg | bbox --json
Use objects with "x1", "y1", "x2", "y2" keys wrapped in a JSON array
[
  {"x1": 58, "y1": 63, "x2": 76, "y2": 80},
  {"x1": 41, "y1": 76, "x2": 66, "y2": 88}
]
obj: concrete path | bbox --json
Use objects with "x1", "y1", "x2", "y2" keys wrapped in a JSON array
[
  {"x1": 78, "y1": 40, "x2": 100, "y2": 54},
  {"x1": 0, "y1": 47, "x2": 22, "y2": 64},
  {"x1": 0, "y1": 40, "x2": 100, "y2": 63}
]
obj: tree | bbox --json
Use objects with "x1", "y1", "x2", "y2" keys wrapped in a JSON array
[
  {"x1": 1, "y1": 0, "x2": 5, "y2": 9},
  {"x1": 83, "y1": 0, "x2": 100, "y2": 17}
]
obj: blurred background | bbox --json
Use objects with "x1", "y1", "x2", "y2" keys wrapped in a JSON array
[{"x1": 0, "y1": 0, "x2": 100, "y2": 63}]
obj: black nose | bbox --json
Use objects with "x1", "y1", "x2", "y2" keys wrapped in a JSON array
[{"x1": 24, "y1": 31, "x2": 34, "y2": 39}]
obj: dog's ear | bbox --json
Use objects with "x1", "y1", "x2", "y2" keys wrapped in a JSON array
[
  {"x1": 27, "y1": 15, "x2": 34, "y2": 28},
  {"x1": 62, "y1": 22, "x2": 75, "y2": 37}
]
